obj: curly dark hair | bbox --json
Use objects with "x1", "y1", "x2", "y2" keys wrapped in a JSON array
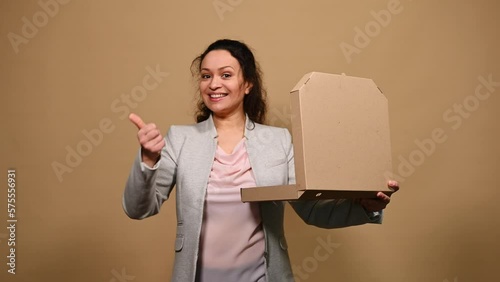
[{"x1": 191, "y1": 39, "x2": 267, "y2": 124}]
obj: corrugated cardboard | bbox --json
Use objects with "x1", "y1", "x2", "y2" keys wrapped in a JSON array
[{"x1": 241, "y1": 72, "x2": 394, "y2": 202}]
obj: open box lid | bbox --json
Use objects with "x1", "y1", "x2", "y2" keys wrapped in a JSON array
[{"x1": 241, "y1": 72, "x2": 394, "y2": 202}]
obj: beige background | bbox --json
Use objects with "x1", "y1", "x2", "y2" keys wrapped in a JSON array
[{"x1": 1, "y1": 0, "x2": 499, "y2": 281}]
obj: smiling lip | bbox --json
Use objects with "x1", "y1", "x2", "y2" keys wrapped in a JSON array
[{"x1": 208, "y1": 93, "x2": 228, "y2": 101}]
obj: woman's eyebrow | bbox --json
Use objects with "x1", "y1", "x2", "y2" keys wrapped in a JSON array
[{"x1": 201, "y1": 66, "x2": 236, "y2": 71}]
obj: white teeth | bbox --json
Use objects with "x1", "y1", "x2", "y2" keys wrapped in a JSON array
[{"x1": 210, "y1": 94, "x2": 227, "y2": 98}]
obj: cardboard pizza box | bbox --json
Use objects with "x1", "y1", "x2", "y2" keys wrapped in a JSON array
[{"x1": 241, "y1": 72, "x2": 394, "y2": 202}]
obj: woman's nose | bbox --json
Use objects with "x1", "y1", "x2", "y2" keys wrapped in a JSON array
[{"x1": 209, "y1": 76, "x2": 221, "y2": 90}]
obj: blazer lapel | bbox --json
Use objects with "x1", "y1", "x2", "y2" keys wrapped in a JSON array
[
  {"x1": 244, "y1": 118, "x2": 268, "y2": 187},
  {"x1": 181, "y1": 117, "x2": 218, "y2": 212}
]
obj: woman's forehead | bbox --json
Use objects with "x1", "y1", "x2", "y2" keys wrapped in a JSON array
[{"x1": 201, "y1": 50, "x2": 241, "y2": 71}]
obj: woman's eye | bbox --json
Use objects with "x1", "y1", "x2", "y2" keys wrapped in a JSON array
[
  {"x1": 222, "y1": 73, "x2": 231, "y2": 78},
  {"x1": 201, "y1": 74, "x2": 210, "y2": 79}
]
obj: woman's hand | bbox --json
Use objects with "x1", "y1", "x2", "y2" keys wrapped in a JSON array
[
  {"x1": 358, "y1": 180, "x2": 399, "y2": 212},
  {"x1": 129, "y1": 113, "x2": 165, "y2": 167}
]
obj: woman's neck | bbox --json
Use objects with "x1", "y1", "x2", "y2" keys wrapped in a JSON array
[
  {"x1": 213, "y1": 112, "x2": 246, "y2": 154},
  {"x1": 213, "y1": 112, "x2": 246, "y2": 134}
]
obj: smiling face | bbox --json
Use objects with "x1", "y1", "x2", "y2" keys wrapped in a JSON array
[{"x1": 199, "y1": 50, "x2": 252, "y2": 120}]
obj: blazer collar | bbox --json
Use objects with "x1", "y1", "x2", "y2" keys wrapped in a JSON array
[
  {"x1": 201, "y1": 115, "x2": 218, "y2": 139},
  {"x1": 244, "y1": 114, "x2": 257, "y2": 140}
]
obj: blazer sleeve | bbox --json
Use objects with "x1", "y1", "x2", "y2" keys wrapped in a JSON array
[
  {"x1": 282, "y1": 129, "x2": 383, "y2": 228},
  {"x1": 122, "y1": 127, "x2": 179, "y2": 219}
]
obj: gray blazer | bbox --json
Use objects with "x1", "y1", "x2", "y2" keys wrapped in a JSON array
[{"x1": 123, "y1": 116, "x2": 381, "y2": 282}]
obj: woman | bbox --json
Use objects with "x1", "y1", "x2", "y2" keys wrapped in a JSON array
[{"x1": 123, "y1": 39, "x2": 399, "y2": 282}]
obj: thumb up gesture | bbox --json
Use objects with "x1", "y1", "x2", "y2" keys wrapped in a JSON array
[{"x1": 129, "y1": 113, "x2": 166, "y2": 167}]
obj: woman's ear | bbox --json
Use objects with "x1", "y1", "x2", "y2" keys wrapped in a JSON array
[{"x1": 244, "y1": 82, "x2": 253, "y2": 94}]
